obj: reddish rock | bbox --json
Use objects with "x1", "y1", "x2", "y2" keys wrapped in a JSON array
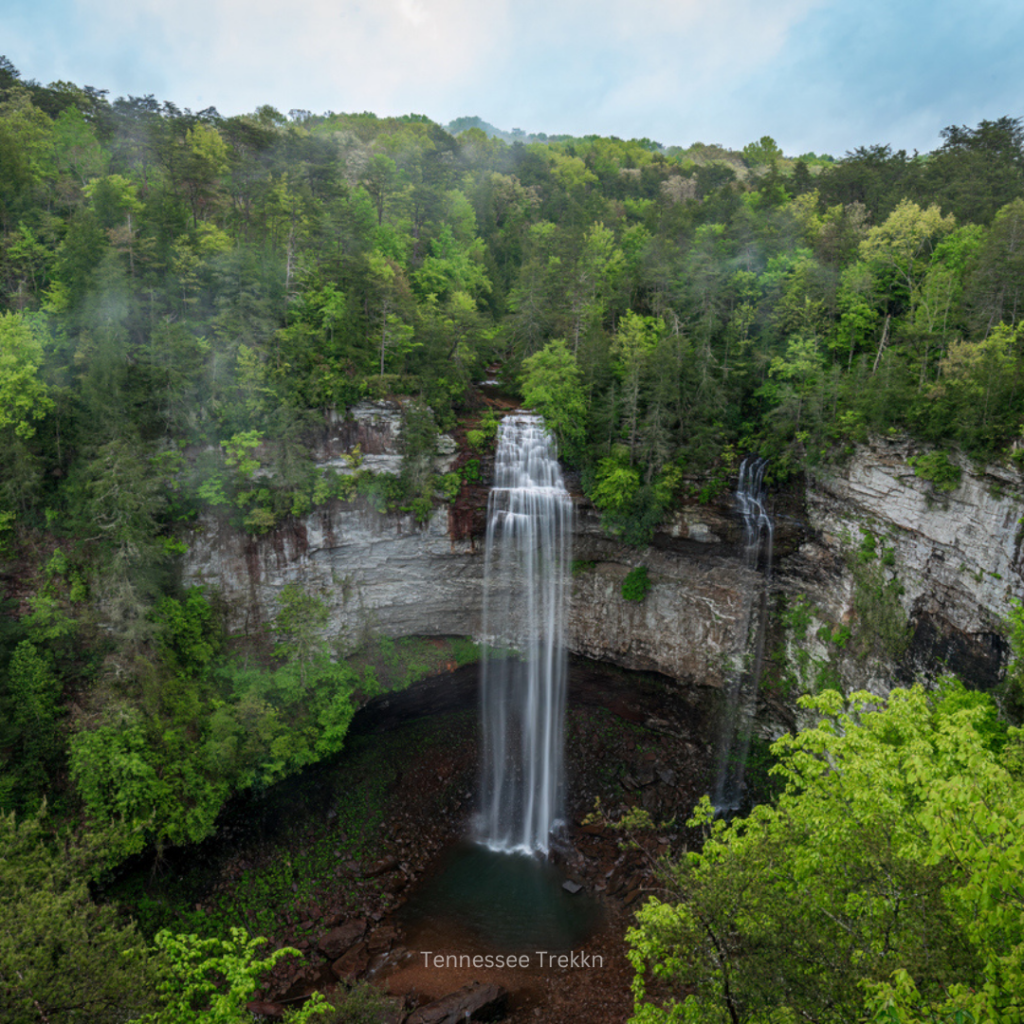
[
  {"x1": 273, "y1": 963, "x2": 334, "y2": 1002},
  {"x1": 377, "y1": 996, "x2": 409, "y2": 1024},
  {"x1": 406, "y1": 981, "x2": 508, "y2": 1024},
  {"x1": 365, "y1": 855, "x2": 399, "y2": 877},
  {"x1": 331, "y1": 940, "x2": 370, "y2": 981},
  {"x1": 318, "y1": 918, "x2": 367, "y2": 959},
  {"x1": 367, "y1": 926, "x2": 398, "y2": 954}
]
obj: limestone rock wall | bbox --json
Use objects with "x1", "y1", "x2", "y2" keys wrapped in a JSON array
[
  {"x1": 568, "y1": 505, "x2": 756, "y2": 688},
  {"x1": 185, "y1": 506, "x2": 484, "y2": 647},
  {"x1": 182, "y1": 498, "x2": 757, "y2": 688},
  {"x1": 181, "y1": 420, "x2": 1023, "y2": 702},
  {"x1": 775, "y1": 439, "x2": 1023, "y2": 697}
]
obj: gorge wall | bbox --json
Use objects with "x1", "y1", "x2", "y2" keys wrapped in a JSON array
[
  {"x1": 183, "y1": 406, "x2": 1024, "y2": 721},
  {"x1": 774, "y1": 438, "x2": 1022, "y2": 709},
  {"x1": 182, "y1": 497, "x2": 760, "y2": 690}
]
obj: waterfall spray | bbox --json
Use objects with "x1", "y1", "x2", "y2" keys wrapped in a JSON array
[
  {"x1": 712, "y1": 455, "x2": 774, "y2": 812},
  {"x1": 478, "y1": 413, "x2": 573, "y2": 855}
]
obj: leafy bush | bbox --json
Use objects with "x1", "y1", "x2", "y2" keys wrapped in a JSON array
[
  {"x1": 621, "y1": 566, "x2": 652, "y2": 602},
  {"x1": 908, "y1": 450, "x2": 962, "y2": 492},
  {"x1": 359, "y1": 373, "x2": 422, "y2": 399},
  {"x1": 627, "y1": 686, "x2": 1024, "y2": 1024},
  {"x1": 439, "y1": 471, "x2": 462, "y2": 501},
  {"x1": 146, "y1": 928, "x2": 324, "y2": 1024}
]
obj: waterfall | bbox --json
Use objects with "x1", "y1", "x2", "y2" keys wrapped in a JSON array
[
  {"x1": 736, "y1": 457, "x2": 774, "y2": 573},
  {"x1": 478, "y1": 413, "x2": 573, "y2": 855},
  {"x1": 712, "y1": 455, "x2": 774, "y2": 812}
]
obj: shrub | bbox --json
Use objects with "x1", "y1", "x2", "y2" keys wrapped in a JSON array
[
  {"x1": 908, "y1": 451, "x2": 962, "y2": 492},
  {"x1": 621, "y1": 566, "x2": 652, "y2": 602}
]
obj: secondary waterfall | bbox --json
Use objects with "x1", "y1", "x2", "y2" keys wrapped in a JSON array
[
  {"x1": 478, "y1": 413, "x2": 573, "y2": 855},
  {"x1": 712, "y1": 456, "x2": 774, "y2": 812}
]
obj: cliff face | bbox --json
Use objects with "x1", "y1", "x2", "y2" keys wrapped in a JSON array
[
  {"x1": 808, "y1": 441, "x2": 1020, "y2": 633},
  {"x1": 183, "y1": 499, "x2": 758, "y2": 689},
  {"x1": 183, "y1": 401, "x2": 763, "y2": 687},
  {"x1": 568, "y1": 504, "x2": 757, "y2": 688},
  {"x1": 775, "y1": 440, "x2": 1022, "y2": 699},
  {"x1": 182, "y1": 417, "x2": 1022, "y2": 702},
  {"x1": 185, "y1": 506, "x2": 484, "y2": 649}
]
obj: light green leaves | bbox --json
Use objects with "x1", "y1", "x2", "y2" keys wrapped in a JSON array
[
  {"x1": 0, "y1": 312, "x2": 53, "y2": 439},
  {"x1": 628, "y1": 685, "x2": 1024, "y2": 1024}
]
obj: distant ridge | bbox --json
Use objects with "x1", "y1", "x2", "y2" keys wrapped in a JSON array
[{"x1": 445, "y1": 115, "x2": 568, "y2": 145}]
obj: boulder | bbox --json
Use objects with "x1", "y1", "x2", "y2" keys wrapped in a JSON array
[
  {"x1": 365, "y1": 855, "x2": 400, "y2": 877},
  {"x1": 318, "y1": 918, "x2": 367, "y2": 959},
  {"x1": 406, "y1": 981, "x2": 508, "y2": 1024},
  {"x1": 367, "y1": 925, "x2": 399, "y2": 954},
  {"x1": 273, "y1": 963, "x2": 334, "y2": 1002},
  {"x1": 331, "y1": 941, "x2": 370, "y2": 981},
  {"x1": 247, "y1": 1001, "x2": 285, "y2": 1019}
]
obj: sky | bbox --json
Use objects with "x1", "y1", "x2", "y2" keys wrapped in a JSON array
[{"x1": 2, "y1": 0, "x2": 1022, "y2": 157}]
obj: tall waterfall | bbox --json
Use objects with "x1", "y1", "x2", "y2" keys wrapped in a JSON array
[
  {"x1": 712, "y1": 456, "x2": 774, "y2": 812},
  {"x1": 478, "y1": 413, "x2": 573, "y2": 855}
]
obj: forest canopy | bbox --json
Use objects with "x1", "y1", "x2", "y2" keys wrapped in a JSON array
[{"x1": 0, "y1": 53, "x2": 1023, "y2": 1024}]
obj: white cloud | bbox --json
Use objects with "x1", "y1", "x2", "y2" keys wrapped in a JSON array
[
  {"x1": 54, "y1": 0, "x2": 823, "y2": 128},
  {"x1": 67, "y1": 0, "x2": 513, "y2": 115},
  {"x1": 9, "y1": 0, "x2": 1023, "y2": 155}
]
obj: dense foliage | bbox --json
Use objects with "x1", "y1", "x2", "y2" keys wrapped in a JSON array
[
  {"x1": 626, "y1": 681, "x2": 1024, "y2": 1024},
  {"x1": 1, "y1": 53, "x2": 1023, "y2": 1021}
]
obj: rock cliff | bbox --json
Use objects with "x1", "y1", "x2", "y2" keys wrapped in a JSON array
[
  {"x1": 182, "y1": 414, "x2": 1023, "y2": 704},
  {"x1": 773, "y1": 438, "x2": 1022, "y2": 700}
]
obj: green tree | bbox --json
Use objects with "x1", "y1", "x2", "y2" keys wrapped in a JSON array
[
  {"x1": 964, "y1": 197, "x2": 1024, "y2": 334},
  {"x1": 0, "y1": 641, "x2": 62, "y2": 812},
  {"x1": 177, "y1": 122, "x2": 230, "y2": 227},
  {"x1": 741, "y1": 135, "x2": 783, "y2": 169},
  {"x1": 859, "y1": 200, "x2": 957, "y2": 318},
  {"x1": 0, "y1": 89, "x2": 55, "y2": 231},
  {"x1": 627, "y1": 685, "x2": 1023, "y2": 1024},
  {"x1": 929, "y1": 323, "x2": 1022, "y2": 451},
  {"x1": 612, "y1": 311, "x2": 663, "y2": 463},
  {"x1": 563, "y1": 222, "x2": 623, "y2": 353},
  {"x1": 366, "y1": 250, "x2": 416, "y2": 375},
  {"x1": 521, "y1": 338, "x2": 588, "y2": 464},
  {"x1": 52, "y1": 104, "x2": 109, "y2": 185},
  {"x1": 274, "y1": 583, "x2": 335, "y2": 687},
  {"x1": 0, "y1": 806, "x2": 159, "y2": 1023},
  {"x1": 0, "y1": 311, "x2": 53, "y2": 439}
]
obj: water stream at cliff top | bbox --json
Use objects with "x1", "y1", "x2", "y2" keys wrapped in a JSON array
[{"x1": 478, "y1": 413, "x2": 573, "y2": 855}]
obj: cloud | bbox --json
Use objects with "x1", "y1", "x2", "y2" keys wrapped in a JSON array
[
  {"x1": 60, "y1": 0, "x2": 512, "y2": 115},
  {"x1": 37, "y1": 0, "x2": 823, "y2": 131},
  {"x1": 2, "y1": 0, "x2": 1021, "y2": 155}
]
